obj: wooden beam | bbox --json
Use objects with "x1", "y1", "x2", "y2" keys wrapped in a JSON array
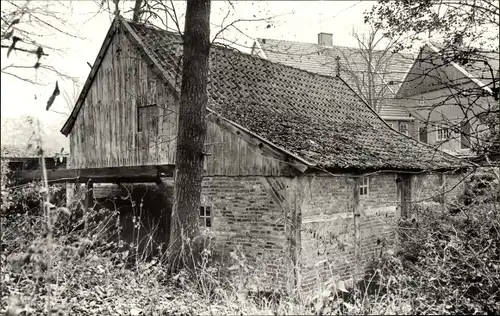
[{"x1": 13, "y1": 164, "x2": 175, "y2": 184}]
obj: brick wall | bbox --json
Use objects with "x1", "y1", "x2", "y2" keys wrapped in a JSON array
[
  {"x1": 294, "y1": 174, "x2": 397, "y2": 294},
  {"x1": 201, "y1": 176, "x2": 293, "y2": 292},
  {"x1": 295, "y1": 176, "x2": 353, "y2": 293},
  {"x1": 64, "y1": 170, "x2": 468, "y2": 295},
  {"x1": 443, "y1": 172, "x2": 468, "y2": 198},
  {"x1": 412, "y1": 173, "x2": 442, "y2": 203},
  {"x1": 358, "y1": 174, "x2": 398, "y2": 271},
  {"x1": 411, "y1": 172, "x2": 468, "y2": 204}
]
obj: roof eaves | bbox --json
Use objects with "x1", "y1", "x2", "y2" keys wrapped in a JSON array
[{"x1": 207, "y1": 108, "x2": 314, "y2": 172}]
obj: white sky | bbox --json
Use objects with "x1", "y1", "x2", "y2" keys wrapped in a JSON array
[{"x1": 1, "y1": 0, "x2": 377, "y2": 126}]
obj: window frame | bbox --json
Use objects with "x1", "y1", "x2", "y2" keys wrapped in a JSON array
[
  {"x1": 137, "y1": 103, "x2": 159, "y2": 133},
  {"x1": 436, "y1": 124, "x2": 451, "y2": 141},
  {"x1": 359, "y1": 177, "x2": 369, "y2": 196},
  {"x1": 399, "y1": 122, "x2": 409, "y2": 136},
  {"x1": 418, "y1": 96, "x2": 426, "y2": 106},
  {"x1": 199, "y1": 205, "x2": 212, "y2": 228},
  {"x1": 460, "y1": 121, "x2": 471, "y2": 149},
  {"x1": 418, "y1": 125, "x2": 428, "y2": 143}
]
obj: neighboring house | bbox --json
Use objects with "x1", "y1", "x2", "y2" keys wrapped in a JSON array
[
  {"x1": 251, "y1": 33, "x2": 416, "y2": 135},
  {"x1": 1, "y1": 149, "x2": 67, "y2": 173},
  {"x1": 60, "y1": 17, "x2": 467, "y2": 294},
  {"x1": 396, "y1": 42, "x2": 499, "y2": 159},
  {"x1": 1, "y1": 116, "x2": 69, "y2": 181}
]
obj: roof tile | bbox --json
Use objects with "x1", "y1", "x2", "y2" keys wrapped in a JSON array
[{"x1": 125, "y1": 21, "x2": 464, "y2": 170}]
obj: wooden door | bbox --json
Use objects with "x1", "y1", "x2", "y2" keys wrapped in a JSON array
[{"x1": 396, "y1": 174, "x2": 412, "y2": 217}]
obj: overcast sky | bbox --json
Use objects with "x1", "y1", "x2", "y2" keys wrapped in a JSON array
[{"x1": 1, "y1": 0, "x2": 376, "y2": 127}]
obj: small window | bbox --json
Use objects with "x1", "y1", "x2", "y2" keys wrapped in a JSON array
[
  {"x1": 359, "y1": 177, "x2": 369, "y2": 196},
  {"x1": 436, "y1": 124, "x2": 450, "y2": 141},
  {"x1": 419, "y1": 126, "x2": 428, "y2": 143},
  {"x1": 399, "y1": 123, "x2": 409, "y2": 136},
  {"x1": 137, "y1": 104, "x2": 159, "y2": 133},
  {"x1": 199, "y1": 206, "x2": 212, "y2": 228},
  {"x1": 388, "y1": 122, "x2": 394, "y2": 129},
  {"x1": 418, "y1": 96, "x2": 426, "y2": 106}
]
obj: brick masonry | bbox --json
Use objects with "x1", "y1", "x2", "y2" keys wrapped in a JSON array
[
  {"x1": 201, "y1": 176, "x2": 293, "y2": 292},
  {"x1": 411, "y1": 171, "x2": 468, "y2": 204},
  {"x1": 67, "y1": 170, "x2": 469, "y2": 295},
  {"x1": 292, "y1": 174, "x2": 398, "y2": 294}
]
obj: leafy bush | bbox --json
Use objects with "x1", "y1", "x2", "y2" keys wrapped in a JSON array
[
  {"x1": 1, "y1": 202, "x2": 305, "y2": 315},
  {"x1": 371, "y1": 200, "x2": 500, "y2": 315},
  {"x1": 460, "y1": 169, "x2": 500, "y2": 205}
]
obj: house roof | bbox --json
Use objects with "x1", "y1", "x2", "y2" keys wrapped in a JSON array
[
  {"x1": 253, "y1": 38, "x2": 416, "y2": 119},
  {"x1": 62, "y1": 17, "x2": 468, "y2": 171}
]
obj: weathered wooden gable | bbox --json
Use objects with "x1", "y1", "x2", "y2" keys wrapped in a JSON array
[
  {"x1": 69, "y1": 26, "x2": 178, "y2": 169},
  {"x1": 203, "y1": 117, "x2": 296, "y2": 176},
  {"x1": 69, "y1": 23, "x2": 295, "y2": 176}
]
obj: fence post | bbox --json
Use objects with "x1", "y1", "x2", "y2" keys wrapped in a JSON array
[{"x1": 84, "y1": 181, "x2": 94, "y2": 229}]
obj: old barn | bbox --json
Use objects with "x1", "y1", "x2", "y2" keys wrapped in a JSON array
[{"x1": 60, "y1": 16, "x2": 469, "y2": 293}]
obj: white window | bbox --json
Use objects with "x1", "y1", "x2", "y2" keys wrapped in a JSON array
[
  {"x1": 399, "y1": 123, "x2": 409, "y2": 136},
  {"x1": 199, "y1": 206, "x2": 212, "y2": 228},
  {"x1": 360, "y1": 177, "x2": 369, "y2": 196},
  {"x1": 436, "y1": 125, "x2": 451, "y2": 141}
]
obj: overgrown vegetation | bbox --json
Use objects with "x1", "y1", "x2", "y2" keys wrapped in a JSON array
[{"x1": 1, "y1": 163, "x2": 499, "y2": 315}]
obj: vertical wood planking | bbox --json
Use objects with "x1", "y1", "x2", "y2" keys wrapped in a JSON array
[
  {"x1": 122, "y1": 52, "x2": 129, "y2": 165},
  {"x1": 228, "y1": 131, "x2": 239, "y2": 175},
  {"x1": 111, "y1": 40, "x2": 118, "y2": 165},
  {"x1": 67, "y1": 29, "x2": 294, "y2": 176},
  {"x1": 237, "y1": 134, "x2": 246, "y2": 175},
  {"x1": 117, "y1": 42, "x2": 123, "y2": 166}
]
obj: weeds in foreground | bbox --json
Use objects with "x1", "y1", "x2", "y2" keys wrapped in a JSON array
[{"x1": 2, "y1": 158, "x2": 499, "y2": 315}]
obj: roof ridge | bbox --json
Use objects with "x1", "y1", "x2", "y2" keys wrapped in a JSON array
[
  {"x1": 257, "y1": 37, "x2": 384, "y2": 53},
  {"x1": 131, "y1": 21, "x2": 351, "y2": 85}
]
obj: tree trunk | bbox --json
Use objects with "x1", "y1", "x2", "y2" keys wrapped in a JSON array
[
  {"x1": 168, "y1": 0, "x2": 211, "y2": 271},
  {"x1": 132, "y1": 0, "x2": 143, "y2": 22}
]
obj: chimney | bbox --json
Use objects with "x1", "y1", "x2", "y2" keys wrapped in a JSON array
[{"x1": 318, "y1": 32, "x2": 333, "y2": 46}]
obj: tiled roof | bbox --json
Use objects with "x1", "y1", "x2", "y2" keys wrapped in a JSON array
[
  {"x1": 126, "y1": 20, "x2": 465, "y2": 171},
  {"x1": 254, "y1": 38, "x2": 415, "y2": 119}
]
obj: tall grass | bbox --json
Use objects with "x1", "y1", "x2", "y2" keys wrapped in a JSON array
[{"x1": 2, "y1": 151, "x2": 499, "y2": 315}]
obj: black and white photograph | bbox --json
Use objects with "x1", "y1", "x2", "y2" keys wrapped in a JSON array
[{"x1": 1, "y1": 0, "x2": 499, "y2": 314}]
